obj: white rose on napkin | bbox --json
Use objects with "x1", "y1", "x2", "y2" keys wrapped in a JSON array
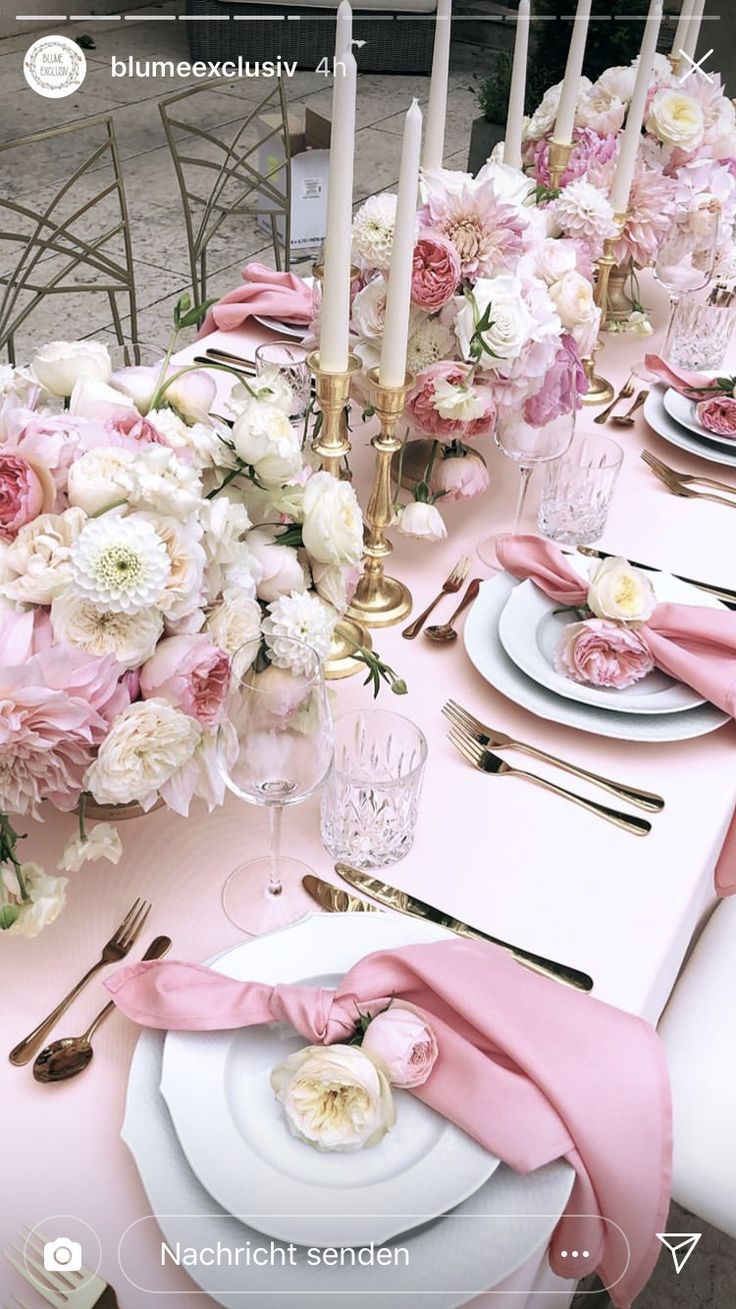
[
  {"x1": 587, "y1": 557, "x2": 657, "y2": 623},
  {"x1": 271, "y1": 1044, "x2": 395, "y2": 1152}
]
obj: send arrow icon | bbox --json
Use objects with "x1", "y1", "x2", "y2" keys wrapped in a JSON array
[{"x1": 656, "y1": 1232, "x2": 702, "y2": 1273}]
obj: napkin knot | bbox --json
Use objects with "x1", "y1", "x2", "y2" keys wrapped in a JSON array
[{"x1": 268, "y1": 985, "x2": 358, "y2": 1044}]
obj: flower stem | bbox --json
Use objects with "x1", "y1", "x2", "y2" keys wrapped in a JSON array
[{"x1": 0, "y1": 813, "x2": 27, "y2": 899}]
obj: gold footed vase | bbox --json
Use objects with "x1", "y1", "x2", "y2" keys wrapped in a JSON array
[
  {"x1": 605, "y1": 258, "x2": 637, "y2": 327},
  {"x1": 348, "y1": 367, "x2": 414, "y2": 629}
]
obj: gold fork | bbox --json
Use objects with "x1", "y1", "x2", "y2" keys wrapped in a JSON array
[
  {"x1": 642, "y1": 449, "x2": 736, "y2": 497},
  {"x1": 448, "y1": 724, "x2": 651, "y2": 836},
  {"x1": 611, "y1": 388, "x2": 649, "y2": 426},
  {"x1": 642, "y1": 451, "x2": 736, "y2": 508},
  {"x1": 443, "y1": 700, "x2": 664, "y2": 812},
  {"x1": 402, "y1": 556, "x2": 469, "y2": 639},
  {"x1": 9, "y1": 899, "x2": 151, "y2": 1066},
  {"x1": 593, "y1": 372, "x2": 635, "y2": 424}
]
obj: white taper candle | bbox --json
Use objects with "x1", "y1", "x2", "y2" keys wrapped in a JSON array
[
  {"x1": 422, "y1": 0, "x2": 452, "y2": 170},
  {"x1": 681, "y1": 0, "x2": 706, "y2": 60},
  {"x1": 671, "y1": 0, "x2": 693, "y2": 60},
  {"x1": 336, "y1": 0, "x2": 352, "y2": 59},
  {"x1": 319, "y1": 50, "x2": 357, "y2": 373},
  {"x1": 504, "y1": 0, "x2": 531, "y2": 170},
  {"x1": 380, "y1": 99, "x2": 423, "y2": 387},
  {"x1": 610, "y1": 0, "x2": 663, "y2": 215},
  {"x1": 553, "y1": 0, "x2": 592, "y2": 146}
]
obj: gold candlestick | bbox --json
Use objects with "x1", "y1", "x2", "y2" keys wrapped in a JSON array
[
  {"x1": 307, "y1": 349, "x2": 361, "y2": 478},
  {"x1": 348, "y1": 367, "x2": 414, "y2": 628},
  {"x1": 581, "y1": 213, "x2": 627, "y2": 406},
  {"x1": 547, "y1": 138, "x2": 573, "y2": 190}
]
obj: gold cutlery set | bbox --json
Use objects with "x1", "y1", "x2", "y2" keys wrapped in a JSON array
[
  {"x1": 5, "y1": 1231, "x2": 117, "y2": 1308},
  {"x1": 594, "y1": 373, "x2": 649, "y2": 426},
  {"x1": 642, "y1": 449, "x2": 736, "y2": 509},
  {"x1": 402, "y1": 557, "x2": 480, "y2": 642}
]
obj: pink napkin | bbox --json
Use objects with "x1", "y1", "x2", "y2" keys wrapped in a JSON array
[
  {"x1": 197, "y1": 262, "x2": 313, "y2": 337},
  {"x1": 496, "y1": 535, "x2": 736, "y2": 719},
  {"x1": 644, "y1": 354, "x2": 720, "y2": 399},
  {"x1": 107, "y1": 937, "x2": 671, "y2": 1307}
]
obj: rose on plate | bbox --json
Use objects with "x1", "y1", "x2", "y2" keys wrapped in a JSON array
[
  {"x1": 271, "y1": 1044, "x2": 396, "y2": 1152},
  {"x1": 696, "y1": 394, "x2": 736, "y2": 439},
  {"x1": 555, "y1": 619, "x2": 655, "y2": 689}
]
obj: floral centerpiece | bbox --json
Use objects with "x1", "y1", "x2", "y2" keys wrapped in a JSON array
[
  {"x1": 0, "y1": 300, "x2": 400, "y2": 938},
  {"x1": 347, "y1": 164, "x2": 599, "y2": 540},
  {"x1": 521, "y1": 57, "x2": 736, "y2": 327}
]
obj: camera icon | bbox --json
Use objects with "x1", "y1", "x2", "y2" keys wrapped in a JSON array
[{"x1": 43, "y1": 1237, "x2": 82, "y2": 1272}]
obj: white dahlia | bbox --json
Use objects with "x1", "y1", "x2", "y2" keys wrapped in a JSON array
[
  {"x1": 552, "y1": 180, "x2": 616, "y2": 254},
  {"x1": 351, "y1": 193, "x2": 398, "y2": 270},
  {"x1": 71, "y1": 511, "x2": 171, "y2": 613},
  {"x1": 406, "y1": 319, "x2": 455, "y2": 373},
  {"x1": 262, "y1": 590, "x2": 337, "y2": 671}
]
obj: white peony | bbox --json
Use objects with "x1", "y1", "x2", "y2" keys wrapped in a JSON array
[
  {"x1": 2, "y1": 863, "x2": 67, "y2": 939},
  {"x1": 232, "y1": 400, "x2": 302, "y2": 487},
  {"x1": 51, "y1": 589, "x2": 163, "y2": 668},
  {"x1": 231, "y1": 367, "x2": 295, "y2": 417},
  {"x1": 351, "y1": 193, "x2": 398, "y2": 270},
  {"x1": 84, "y1": 698, "x2": 202, "y2": 808},
  {"x1": 67, "y1": 446, "x2": 135, "y2": 516},
  {"x1": 32, "y1": 340, "x2": 111, "y2": 397},
  {"x1": 455, "y1": 275, "x2": 537, "y2": 371},
  {"x1": 245, "y1": 526, "x2": 305, "y2": 603},
  {"x1": 1, "y1": 507, "x2": 87, "y2": 606},
  {"x1": 147, "y1": 408, "x2": 230, "y2": 470},
  {"x1": 646, "y1": 89, "x2": 705, "y2": 151},
  {"x1": 71, "y1": 510, "x2": 171, "y2": 613},
  {"x1": 271, "y1": 1044, "x2": 395, "y2": 1152},
  {"x1": 58, "y1": 823, "x2": 122, "y2": 872},
  {"x1": 594, "y1": 63, "x2": 637, "y2": 105},
  {"x1": 301, "y1": 471, "x2": 363, "y2": 568},
  {"x1": 127, "y1": 446, "x2": 203, "y2": 520},
  {"x1": 205, "y1": 588, "x2": 263, "y2": 677},
  {"x1": 587, "y1": 557, "x2": 657, "y2": 623},
  {"x1": 397, "y1": 501, "x2": 447, "y2": 542},
  {"x1": 69, "y1": 374, "x2": 134, "y2": 422},
  {"x1": 262, "y1": 590, "x2": 337, "y2": 669}
]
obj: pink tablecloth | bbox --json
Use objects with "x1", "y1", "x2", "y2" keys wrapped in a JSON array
[{"x1": 2, "y1": 275, "x2": 734, "y2": 1306}]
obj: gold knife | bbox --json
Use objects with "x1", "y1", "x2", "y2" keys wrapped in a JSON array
[
  {"x1": 576, "y1": 545, "x2": 736, "y2": 608},
  {"x1": 303, "y1": 874, "x2": 381, "y2": 916},
  {"x1": 333, "y1": 866, "x2": 594, "y2": 993}
]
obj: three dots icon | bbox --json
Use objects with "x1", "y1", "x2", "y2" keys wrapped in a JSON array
[{"x1": 559, "y1": 1250, "x2": 590, "y2": 1260}]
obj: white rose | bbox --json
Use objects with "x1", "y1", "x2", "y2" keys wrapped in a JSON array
[
  {"x1": 475, "y1": 160, "x2": 536, "y2": 206},
  {"x1": 67, "y1": 446, "x2": 135, "y2": 516},
  {"x1": 32, "y1": 340, "x2": 111, "y2": 398},
  {"x1": 246, "y1": 526, "x2": 305, "y2": 602},
  {"x1": 397, "y1": 501, "x2": 447, "y2": 542},
  {"x1": 205, "y1": 588, "x2": 262, "y2": 677},
  {"x1": 352, "y1": 276, "x2": 388, "y2": 339},
  {"x1": 532, "y1": 239, "x2": 578, "y2": 288},
  {"x1": 549, "y1": 270, "x2": 598, "y2": 329},
  {"x1": 455, "y1": 275, "x2": 537, "y2": 371},
  {"x1": 301, "y1": 471, "x2": 363, "y2": 568},
  {"x1": 646, "y1": 89, "x2": 705, "y2": 150},
  {"x1": 587, "y1": 557, "x2": 657, "y2": 623},
  {"x1": 271, "y1": 1044, "x2": 396, "y2": 1152},
  {"x1": 57, "y1": 823, "x2": 122, "y2": 872},
  {"x1": 84, "y1": 699, "x2": 202, "y2": 808},
  {"x1": 1, "y1": 507, "x2": 87, "y2": 606},
  {"x1": 50, "y1": 589, "x2": 163, "y2": 668},
  {"x1": 232, "y1": 401, "x2": 302, "y2": 487},
  {"x1": 2, "y1": 863, "x2": 67, "y2": 938}
]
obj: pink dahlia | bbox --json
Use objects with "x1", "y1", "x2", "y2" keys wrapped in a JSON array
[
  {"x1": 406, "y1": 361, "x2": 496, "y2": 439},
  {"x1": 411, "y1": 229, "x2": 461, "y2": 310},
  {"x1": 612, "y1": 169, "x2": 679, "y2": 266},
  {"x1": 419, "y1": 180, "x2": 528, "y2": 278}
]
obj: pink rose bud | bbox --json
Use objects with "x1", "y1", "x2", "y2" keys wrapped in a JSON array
[
  {"x1": 361, "y1": 1002, "x2": 438, "y2": 1088},
  {"x1": 554, "y1": 619, "x2": 655, "y2": 690}
]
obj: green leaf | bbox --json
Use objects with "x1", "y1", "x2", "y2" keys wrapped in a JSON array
[
  {"x1": 0, "y1": 904, "x2": 19, "y2": 931},
  {"x1": 176, "y1": 297, "x2": 218, "y2": 330}
]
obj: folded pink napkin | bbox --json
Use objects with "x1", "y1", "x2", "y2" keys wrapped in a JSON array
[
  {"x1": 496, "y1": 535, "x2": 736, "y2": 718},
  {"x1": 644, "y1": 354, "x2": 721, "y2": 399},
  {"x1": 107, "y1": 937, "x2": 670, "y2": 1307},
  {"x1": 197, "y1": 262, "x2": 313, "y2": 337}
]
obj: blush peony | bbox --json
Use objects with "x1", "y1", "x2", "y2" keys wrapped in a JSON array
[
  {"x1": 431, "y1": 449, "x2": 490, "y2": 500},
  {"x1": 555, "y1": 619, "x2": 655, "y2": 689},
  {"x1": 140, "y1": 634, "x2": 231, "y2": 726}
]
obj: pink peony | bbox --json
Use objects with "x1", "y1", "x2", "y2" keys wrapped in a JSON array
[
  {"x1": 7, "y1": 410, "x2": 108, "y2": 490},
  {"x1": 105, "y1": 411, "x2": 170, "y2": 446},
  {"x1": 555, "y1": 619, "x2": 655, "y2": 690},
  {"x1": 431, "y1": 450, "x2": 490, "y2": 501},
  {"x1": 419, "y1": 179, "x2": 528, "y2": 278},
  {"x1": 406, "y1": 362, "x2": 496, "y2": 439},
  {"x1": 696, "y1": 395, "x2": 736, "y2": 439},
  {"x1": 529, "y1": 127, "x2": 617, "y2": 189},
  {"x1": 0, "y1": 449, "x2": 55, "y2": 539},
  {"x1": 523, "y1": 336, "x2": 587, "y2": 427},
  {"x1": 361, "y1": 1002, "x2": 438, "y2": 1088},
  {"x1": 411, "y1": 229, "x2": 461, "y2": 310},
  {"x1": 140, "y1": 634, "x2": 231, "y2": 726}
]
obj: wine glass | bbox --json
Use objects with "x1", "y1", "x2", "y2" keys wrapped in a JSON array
[{"x1": 217, "y1": 636, "x2": 334, "y2": 935}]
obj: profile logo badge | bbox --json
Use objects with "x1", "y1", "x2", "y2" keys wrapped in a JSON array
[{"x1": 24, "y1": 35, "x2": 86, "y2": 98}]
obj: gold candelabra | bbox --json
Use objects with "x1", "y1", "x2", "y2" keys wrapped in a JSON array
[
  {"x1": 581, "y1": 212, "x2": 627, "y2": 407},
  {"x1": 547, "y1": 139, "x2": 573, "y2": 190},
  {"x1": 347, "y1": 367, "x2": 414, "y2": 629}
]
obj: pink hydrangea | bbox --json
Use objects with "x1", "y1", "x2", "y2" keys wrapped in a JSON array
[
  {"x1": 524, "y1": 335, "x2": 587, "y2": 426},
  {"x1": 419, "y1": 179, "x2": 528, "y2": 278},
  {"x1": 529, "y1": 127, "x2": 617, "y2": 189},
  {"x1": 140, "y1": 634, "x2": 231, "y2": 726},
  {"x1": 410, "y1": 229, "x2": 461, "y2": 310},
  {"x1": 555, "y1": 619, "x2": 655, "y2": 689},
  {"x1": 405, "y1": 362, "x2": 496, "y2": 439}
]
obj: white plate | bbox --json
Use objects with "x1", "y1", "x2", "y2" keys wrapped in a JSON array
[
  {"x1": 122, "y1": 919, "x2": 574, "y2": 1309},
  {"x1": 253, "y1": 275, "x2": 313, "y2": 340},
  {"x1": 663, "y1": 388, "x2": 736, "y2": 451},
  {"x1": 160, "y1": 915, "x2": 499, "y2": 1249},
  {"x1": 498, "y1": 570, "x2": 719, "y2": 715},
  {"x1": 464, "y1": 573, "x2": 730, "y2": 742},
  {"x1": 644, "y1": 387, "x2": 736, "y2": 469}
]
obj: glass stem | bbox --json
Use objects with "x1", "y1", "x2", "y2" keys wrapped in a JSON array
[
  {"x1": 513, "y1": 465, "x2": 534, "y2": 531},
  {"x1": 662, "y1": 293, "x2": 681, "y2": 360},
  {"x1": 268, "y1": 805, "x2": 284, "y2": 899}
]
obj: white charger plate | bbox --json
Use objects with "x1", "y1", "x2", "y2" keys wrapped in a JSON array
[
  {"x1": 644, "y1": 387, "x2": 736, "y2": 469},
  {"x1": 464, "y1": 573, "x2": 729, "y2": 742},
  {"x1": 497, "y1": 570, "x2": 720, "y2": 715},
  {"x1": 160, "y1": 914, "x2": 498, "y2": 1249},
  {"x1": 663, "y1": 388, "x2": 736, "y2": 452},
  {"x1": 122, "y1": 917, "x2": 575, "y2": 1309}
]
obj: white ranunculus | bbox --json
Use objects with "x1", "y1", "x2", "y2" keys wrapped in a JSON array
[
  {"x1": 2, "y1": 863, "x2": 68, "y2": 938},
  {"x1": 455, "y1": 275, "x2": 537, "y2": 371},
  {"x1": 84, "y1": 698, "x2": 202, "y2": 808},
  {"x1": 397, "y1": 501, "x2": 447, "y2": 542},
  {"x1": 232, "y1": 400, "x2": 302, "y2": 487},
  {"x1": 127, "y1": 446, "x2": 203, "y2": 520},
  {"x1": 246, "y1": 526, "x2": 305, "y2": 602},
  {"x1": 67, "y1": 446, "x2": 135, "y2": 516},
  {"x1": 531, "y1": 239, "x2": 578, "y2": 288},
  {"x1": 205, "y1": 587, "x2": 262, "y2": 677},
  {"x1": 32, "y1": 340, "x2": 111, "y2": 398},
  {"x1": 1, "y1": 507, "x2": 87, "y2": 606},
  {"x1": 301, "y1": 471, "x2": 363, "y2": 568},
  {"x1": 587, "y1": 557, "x2": 657, "y2": 623},
  {"x1": 50, "y1": 589, "x2": 163, "y2": 668},
  {"x1": 271, "y1": 1044, "x2": 396, "y2": 1152},
  {"x1": 57, "y1": 823, "x2": 122, "y2": 872},
  {"x1": 646, "y1": 89, "x2": 705, "y2": 150}
]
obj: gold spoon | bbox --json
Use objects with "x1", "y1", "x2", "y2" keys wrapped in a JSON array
[
  {"x1": 425, "y1": 577, "x2": 482, "y2": 643},
  {"x1": 33, "y1": 935, "x2": 171, "y2": 1083}
]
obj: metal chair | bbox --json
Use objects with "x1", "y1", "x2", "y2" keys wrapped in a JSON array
[
  {"x1": 159, "y1": 77, "x2": 292, "y2": 308},
  {"x1": 0, "y1": 115, "x2": 138, "y2": 363}
]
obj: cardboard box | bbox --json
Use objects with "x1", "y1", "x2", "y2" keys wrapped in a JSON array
[{"x1": 256, "y1": 107, "x2": 331, "y2": 253}]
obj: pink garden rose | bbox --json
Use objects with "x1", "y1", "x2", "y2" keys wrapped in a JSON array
[
  {"x1": 696, "y1": 395, "x2": 736, "y2": 439},
  {"x1": 555, "y1": 619, "x2": 655, "y2": 690},
  {"x1": 0, "y1": 449, "x2": 55, "y2": 539},
  {"x1": 523, "y1": 335, "x2": 586, "y2": 427},
  {"x1": 411, "y1": 229, "x2": 461, "y2": 310},
  {"x1": 361, "y1": 1002, "x2": 438, "y2": 1088},
  {"x1": 406, "y1": 362, "x2": 496, "y2": 439},
  {"x1": 431, "y1": 450, "x2": 490, "y2": 501},
  {"x1": 140, "y1": 634, "x2": 231, "y2": 726},
  {"x1": 105, "y1": 410, "x2": 170, "y2": 446},
  {"x1": 6, "y1": 410, "x2": 107, "y2": 490}
]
